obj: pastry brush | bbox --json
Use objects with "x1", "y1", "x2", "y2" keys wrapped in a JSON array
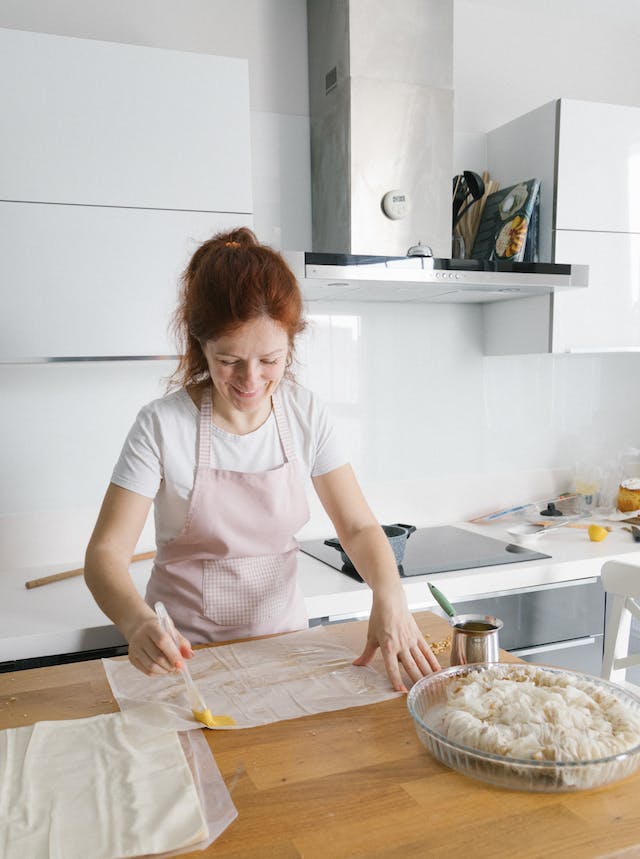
[{"x1": 154, "y1": 601, "x2": 235, "y2": 728}]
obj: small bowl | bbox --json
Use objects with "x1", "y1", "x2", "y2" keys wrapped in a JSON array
[
  {"x1": 506, "y1": 522, "x2": 545, "y2": 541},
  {"x1": 407, "y1": 663, "x2": 640, "y2": 792}
]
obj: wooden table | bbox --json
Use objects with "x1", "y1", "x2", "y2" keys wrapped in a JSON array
[{"x1": 1, "y1": 611, "x2": 638, "y2": 859}]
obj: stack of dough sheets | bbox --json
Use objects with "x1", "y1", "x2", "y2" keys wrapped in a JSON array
[{"x1": 0, "y1": 704, "x2": 210, "y2": 859}]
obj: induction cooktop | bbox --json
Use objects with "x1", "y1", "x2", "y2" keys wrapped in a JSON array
[{"x1": 298, "y1": 525, "x2": 551, "y2": 581}]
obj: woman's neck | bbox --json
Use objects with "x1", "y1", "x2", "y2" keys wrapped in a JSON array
[
  {"x1": 188, "y1": 384, "x2": 273, "y2": 435},
  {"x1": 212, "y1": 398, "x2": 273, "y2": 435}
]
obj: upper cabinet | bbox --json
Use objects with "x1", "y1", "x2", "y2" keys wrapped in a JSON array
[
  {"x1": 553, "y1": 229, "x2": 640, "y2": 353},
  {"x1": 0, "y1": 29, "x2": 253, "y2": 360},
  {"x1": 555, "y1": 100, "x2": 640, "y2": 234},
  {"x1": 0, "y1": 28, "x2": 252, "y2": 214},
  {"x1": 484, "y1": 98, "x2": 640, "y2": 354}
]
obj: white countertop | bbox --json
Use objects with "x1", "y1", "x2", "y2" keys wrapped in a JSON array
[{"x1": 3, "y1": 521, "x2": 640, "y2": 664}]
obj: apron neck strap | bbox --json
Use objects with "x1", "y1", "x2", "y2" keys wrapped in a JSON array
[
  {"x1": 197, "y1": 385, "x2": 297, "y2": 467},
  {"x1": 272, "y1": 387, "x2": 296, "y2": 463},
  {"x1": 198, "y1": 386, "x2": 214, "y2": 468}
]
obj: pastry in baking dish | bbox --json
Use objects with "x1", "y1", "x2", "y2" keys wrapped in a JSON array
[{"x1": 442, "y1": 665, "x2": 640, "y2": 763}]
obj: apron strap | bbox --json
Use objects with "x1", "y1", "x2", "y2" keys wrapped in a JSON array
[
  {"x1": 272, "y1": 388, "x2": 297, "y2": 463},
  {"x1": 199, "y1": 385, "x2": 297, "y2": 467},
  {"x1": 198, "y1": 387, "x2": 213, "y2": 468}
]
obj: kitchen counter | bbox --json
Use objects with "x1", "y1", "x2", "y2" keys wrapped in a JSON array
[
  {"x1": 2, "y1": 521, "x2": 640, "y2": 665},
  {"x1": 1, "y1": 611, "x2": 638, "y2": 859}
]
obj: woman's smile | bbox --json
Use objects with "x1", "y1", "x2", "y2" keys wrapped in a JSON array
[{"x1": 202, "y1": 316, "x2": 289, "y2": 431}]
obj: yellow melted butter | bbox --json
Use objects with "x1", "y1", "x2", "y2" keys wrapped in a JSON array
[{"x1": 192, "y1": 708, "x2": 236, "y2": 728}]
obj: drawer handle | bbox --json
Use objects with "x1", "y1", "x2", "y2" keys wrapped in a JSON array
[{"x1": 510, "y1": 636, "x2": 596, "y2": 657}]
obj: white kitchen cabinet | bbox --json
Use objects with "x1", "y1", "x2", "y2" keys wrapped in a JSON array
[
  {"x1": 0, "y1": 29, "x2": 253, "y2": 359},
  {"x1": 483, "y1": 98, "x2": 640, "y2": 354},
  {"x1": 0, "y1": 202, "x2": 249, "y2": 360},
  {"x1": 556, "y1": 100, "x2": 640, "y2": 234},
  {"x1": 553, "y1": 230, "x2": 640, "y2": 353},
  {"x1": 0, "y1": 28, "x2": 252, "y2": 214}
]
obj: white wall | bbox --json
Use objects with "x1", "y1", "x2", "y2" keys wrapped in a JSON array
[
  {"x1": 452, "y1": 0, "x2": 640, "y2": 173},
  {"x1": 2, "y1": 0, "x2": 640, "y2": 573}
]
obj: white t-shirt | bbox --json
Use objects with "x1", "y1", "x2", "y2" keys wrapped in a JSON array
[{"x1": 111, "y1": 379, "x2": 347, "y2": 543}]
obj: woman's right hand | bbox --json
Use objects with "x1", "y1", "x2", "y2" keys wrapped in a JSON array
[
  {"x1": 85, "y1": 483, "x2": 188, "y2": 676},
  {"x1": 126, "y1": 615, "x2": 194, "y2": 676}
]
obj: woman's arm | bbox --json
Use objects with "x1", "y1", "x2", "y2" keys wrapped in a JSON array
[
  {"x1": 84, "y1": 483, "x2": 191, "y2": 675},
  {"x1": 312, "y1": 464, "x2": 440, "y2": 692}
]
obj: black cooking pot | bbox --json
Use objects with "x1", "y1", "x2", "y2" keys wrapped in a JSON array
[{"x1": 324, "y1": 523, "x2": 416, "y2": 571}]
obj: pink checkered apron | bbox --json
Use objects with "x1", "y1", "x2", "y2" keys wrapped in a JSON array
[{"x1": 145, "y1": 386, "x2": 310, "y2": 643}]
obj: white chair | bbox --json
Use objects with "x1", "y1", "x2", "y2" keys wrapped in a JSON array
[{"x1": 601, "y1": 560, "x2": 640, "y2": 691}]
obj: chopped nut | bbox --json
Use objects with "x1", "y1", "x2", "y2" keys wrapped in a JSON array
[{"x1": 429, "y1": 636, "x2": 451, "y2": 655}]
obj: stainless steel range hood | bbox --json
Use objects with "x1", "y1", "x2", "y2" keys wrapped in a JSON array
[
  {"x1": 285, "y1": 251, "x2": 588, "y2": 303},
  {"x1": 298, "y1": 0, "x2": 588, "y2": 302}
]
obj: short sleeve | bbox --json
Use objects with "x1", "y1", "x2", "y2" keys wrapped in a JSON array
[
  {"x1": 309, "y1": 395, "x2": 348, "y2": 478},
  {"x1": 111, "y1": 405, "x2": 163, "y2": 499}
]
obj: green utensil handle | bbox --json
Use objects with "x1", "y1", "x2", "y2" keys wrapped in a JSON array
[{"x1": 428, "y1": 582, "x2": 456, "y2": 619}]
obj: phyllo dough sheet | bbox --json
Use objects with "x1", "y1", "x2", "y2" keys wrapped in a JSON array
[
  {"x1": 0, "y1": 704, "x2": 213, "y2": 859},
  {"x1": 103, "y1": 626, "x2": 401, "y2": 731}
]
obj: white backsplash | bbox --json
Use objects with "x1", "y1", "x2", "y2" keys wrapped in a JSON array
[{"x1": 3, "y1": 303, "x2": 640, "y2": 570}]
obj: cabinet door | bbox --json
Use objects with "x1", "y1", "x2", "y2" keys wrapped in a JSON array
[
  {"x1": 486, "y1": 99, "x2": 557, "y2": 263},
  {"x1": 552, "y1": 230, "x2": 640, "y2": 352},
  {"x1": 556, "y1": 100, "x2": 640, "y2": 233},
  {"x1": 513, "y1": 636, "x2": 604, "y2": 675},
  {"x1": 0, "y1": 202, "x2": 251, "y2": 359},
  {"x1": 0, "y1": 28, "x2": 252, "y2": 214}
]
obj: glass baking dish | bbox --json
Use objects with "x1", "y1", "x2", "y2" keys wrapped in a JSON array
[{"x1": 407, "y1": 663, "x2": 640, "y2": 792}]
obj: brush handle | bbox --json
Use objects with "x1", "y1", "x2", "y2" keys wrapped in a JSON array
[
  {"x1": 179, "y1": 664, "x2": 207, "y2": 711},
  {"x1": 154, "y1": 601, "x2": 208, "y2": 711},
  {"x1": 428, "y1": 583, "x2": 456, "y2": 619}
]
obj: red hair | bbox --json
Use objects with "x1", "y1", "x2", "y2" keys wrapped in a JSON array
[{"x1": 169, "y1": 227, "x2": 306, "y2": 390}]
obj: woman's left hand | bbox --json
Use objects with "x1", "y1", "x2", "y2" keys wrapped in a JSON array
[{"x1": 353, "y1": 585, "x2": 441, "y2": 692}]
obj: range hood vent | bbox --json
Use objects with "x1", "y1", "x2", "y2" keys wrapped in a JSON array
[
  {"x1": 286, "y1": 251, "x2": 588, "y2": 304},
  {"x1": 302, "y1": 0, "x2": 588, "y2": 302}
]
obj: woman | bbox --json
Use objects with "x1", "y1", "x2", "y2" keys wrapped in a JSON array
[{"x1": 85, "y1": 228, "x2": 440, "y2": 692}]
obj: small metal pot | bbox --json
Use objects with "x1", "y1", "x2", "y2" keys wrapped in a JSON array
[
  {"x1": 450, "y1": 614, "x2": 503, "y2": 665},
  {"x1": 324, "y1": 523, "x2": 416, "y2": 570}
]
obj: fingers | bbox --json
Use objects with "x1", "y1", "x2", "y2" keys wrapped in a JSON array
[
  {"x1": 422, "y1": 640, "x2": 441, "y2": 673},
  {"x1": 352, "y1": 640, "x2": 377, "y2": 667},
  {"x1": 129, "y1": 637, "x2": 175, "y2": 675},
  {"x1": 381, "y1": 642, "x2": 427, "y2": 691},
  {"x1": 178, "y1": 634, "x2": 194, "y2": 660},
  {"x1": 357, "y1": 629, "x2": 441, "y2": 693},
  {"x1": 128, "y1": 619, "x2": 189, "y2": 676},
  {"x1": 380, "y1": 647, "x2": 408, "y2": 693},
  {"x1": 398, "y1": 642, "x2": 440, "y2": 686}
]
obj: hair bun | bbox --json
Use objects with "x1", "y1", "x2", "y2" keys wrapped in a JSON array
[{"x1": 218, "y1": 226, "x2": 258, "y2": 249}]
